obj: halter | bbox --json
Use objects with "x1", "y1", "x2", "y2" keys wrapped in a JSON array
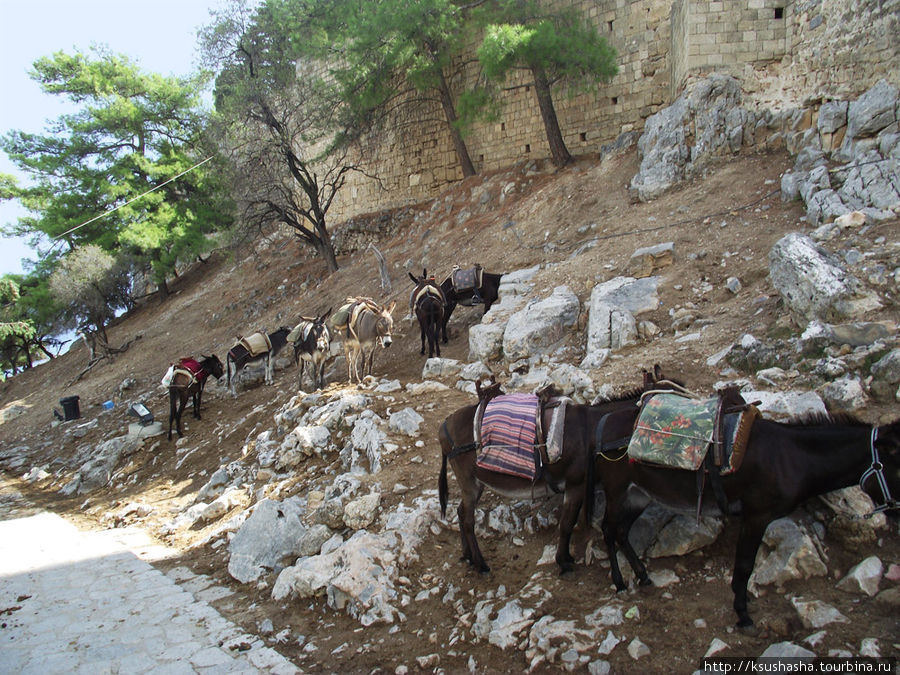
[{"x1": 859, "y1": 427, "x2": 899, "y2": 518}]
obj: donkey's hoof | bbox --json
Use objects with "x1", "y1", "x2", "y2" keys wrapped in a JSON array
[
  {"x1": 637, "y1": 576, "x2": 653, "y2": 587},
  {"x1": 736, "y1": 620, "x2": 758, "y2": 636}
]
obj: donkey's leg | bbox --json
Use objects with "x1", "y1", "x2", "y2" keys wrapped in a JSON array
[
  {"x1": 193, "y1": 389, "x2": 202, "y2": 419},
  {"x1": 364, "y1": 346, "x2": 374, "y2": 378},
  {"x1": 419, "y1": 320, "x2": 426, "y2": 355},
  {"x1": 168, "y1": 389, "x2": 177, "y2": 441},
  {"x1": 433, "y1": 317, "x2": 440, "y2": 357},
  {"x1": 731, "y1": 513, "x2": 769, "y2": 630},
  {"x1": 555, "y1": 481, "x2": 582, "y2": 574},
  {"x1": 613, "y1": 498, "x2": 652, "y2": 587},
  {"x1": 175, "y1": 394, "x2": 187, "y2": 438},
  {"x1": 455, "y1": 474, "x2": 489, "y2": 573},
  {"x1": 600, "y1": 489, "x2": 651, "y2": 591}
]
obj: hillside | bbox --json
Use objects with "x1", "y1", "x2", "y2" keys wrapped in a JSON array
[{"x1": 1, "y1": 147, "x2": 898, "y2": 673}]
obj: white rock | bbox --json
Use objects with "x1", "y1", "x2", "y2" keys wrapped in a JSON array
[
  {"x1": 790, "y1": 597, "x2": 850, "y2": 629},
  {"x1": 627, "y1": 637, "x2": 650, "y2": 660},
  {"x1": 836, "y1": 556, "x2": 883, "y2": 597}
]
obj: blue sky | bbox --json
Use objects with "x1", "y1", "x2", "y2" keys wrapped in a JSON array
[{"x1": 0, "y1": 0, "x2": 223, "y2": 277}]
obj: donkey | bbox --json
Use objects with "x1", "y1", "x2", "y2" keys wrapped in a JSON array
[
  {"x1": 167, "y1": 354, "x2": 225, "y2": 440},
  {"x1": 225, "y1": 327, "x2": 291, "y2": 395},
  {"x1": 591, "y1": 401, "x2": 900, "y2": 630},
  {"x1": 336, "y1": 298, "x2": 396, "y2": 383},
  {"x1": 290, "y1": 310, "x2": 332, "y2": 391},
  {"x1": 439, "y1": 267, "x2": 503, "y2": 343},
  {"x1": 438, "y1": 367, "x2": 676, "y2": 576},
  {"x1": 408, "y1": 270, "x2": 446, "y2": 359}
]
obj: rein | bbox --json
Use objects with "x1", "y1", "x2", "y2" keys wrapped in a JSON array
[{"x1": 860, "y1": 427, "x2": 900, "y2": 518}]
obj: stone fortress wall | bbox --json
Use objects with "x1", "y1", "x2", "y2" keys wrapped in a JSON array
[{"x1": 324, "y1": 0, "x2": 899, "y2": 224}]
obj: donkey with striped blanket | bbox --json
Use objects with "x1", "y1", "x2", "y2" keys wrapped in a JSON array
[{"x1": 438, "y1": 367, "x2": 677, "y2": 575}]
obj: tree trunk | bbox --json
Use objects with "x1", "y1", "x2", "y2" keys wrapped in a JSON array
[
  {"x1": 157, "y1": 277, "x2": 170, "y2": 299},
  {"x1": 531, "y1": 65, "x2": 573, "y2": 168},
  {"x1": 314, "y1": 235, "x2": 339, "y2": 273},
  {"x1": 435, "y1": 69, "x2": 476, "y2": 178}
]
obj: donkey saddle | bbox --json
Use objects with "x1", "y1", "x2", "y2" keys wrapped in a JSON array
[
  {"x1": 474, "y1": 388, "x2": 570, "y2": 485},
  {"x1": 626, "y1": 391, "x2": 758, "y2": 475},
  {"x1": 451, "y1": 265, "x2": 484, "y2": 305},
  {"x1": 238, "y1": 332, "x2": 273, "y2": 357},
  {"x1": 624, "y1": 389, "x2": 759, "y2": 521},
  {"x1": 332, "y1": 297, "x2": 381, "y2": 334}
]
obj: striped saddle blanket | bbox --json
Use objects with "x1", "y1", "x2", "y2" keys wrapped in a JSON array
[{"x1": 476, "y1": 393, "x2": 541, "y2": 480}]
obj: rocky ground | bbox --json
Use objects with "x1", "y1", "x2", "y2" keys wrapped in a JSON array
[{"x1": 1, "y1": 144, "x2": 899, "y2": 673}]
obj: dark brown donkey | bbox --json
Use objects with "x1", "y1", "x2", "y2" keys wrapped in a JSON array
[
  {"x1": 408, "y1": 270, "x2": 446, "y2": 359},
  {"x1": 438, "y1": 367, "x2": 676, "y2": 575},
  {"x1": 438, "y1": 267, "x2": 503, "y2": 343},
  {"x1": 167, "y1": 355, "x2": 225, "y2": 440},
  {"x1": 592, "y1": 396, "x2": 900, "y2": 630}
]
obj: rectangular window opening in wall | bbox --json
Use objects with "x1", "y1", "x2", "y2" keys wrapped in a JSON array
[
  {"x1": 501, "y1": 122, "x2": 506, "y2": 132},
  {"x1": 774, "y1": 7, "x2": 784, "y2": 19},
  {"x1": 611, "y1": 96, "x2": 618, "y2": 105},
  {"x1": 478, "y1": 154, "x2": 484, "y2": 163},
  {"x1": 607, "y1": 20, "x2": 613, "y2": 31},
  {"x1": 580, "y1": 132, "x2": 587, "y2": 142},
  {"x1": 525, "y1": 144, "x2": 531, "y2": 153}
]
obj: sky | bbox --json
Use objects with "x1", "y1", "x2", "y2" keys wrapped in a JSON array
[{"x1": 0, "y1": 0, "x2": 224, "y2": 277}]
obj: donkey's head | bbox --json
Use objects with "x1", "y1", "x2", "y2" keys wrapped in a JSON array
[
  {"x1": 201, "y1": 354, "x2": 225, "y2": 379},
  {"x1": 314, "y1": 310, "x2": 332, "y2": 352},
  {"x1": 376, "y1": 301, "x2": 396, "y2": 348}
]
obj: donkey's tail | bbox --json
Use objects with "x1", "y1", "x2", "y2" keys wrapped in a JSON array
[{"x1": 438, "y1": 421, "x2": 451, "y2": 518}]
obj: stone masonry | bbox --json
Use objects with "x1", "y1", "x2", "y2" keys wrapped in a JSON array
[{"x1": 315, "y1": 0, "x2": 899, "y2": 224}]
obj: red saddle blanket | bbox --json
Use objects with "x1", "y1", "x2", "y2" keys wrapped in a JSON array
[
  {"x1": 179, "y1": 357, "x2": 208, "y2": 382},
  {"x1": 477, "y1": 393, "x2": 540, "y2": 480}
]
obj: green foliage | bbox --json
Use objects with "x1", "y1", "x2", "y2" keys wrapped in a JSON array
[
  {"x1": 1, "y1": 48, "x2": 232, "y2": 289},
  {"x1": 472, "y1": 1, "x2": 618, "y2": 166},
  {"x1": 0, "y1": 276, "x2": 37, "y2": 375},
  {"x1": 48, "y1": 244, "x2": 131, "y2": 336},
  {"x1": 323, "y1": 0, "x2": 478, "y2": 174},
  {"x1": 476, "y1": 3, "x2": 618, "y2": 89}
]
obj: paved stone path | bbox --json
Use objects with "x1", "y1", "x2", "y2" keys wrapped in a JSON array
[{"x1": 0, "y1": 484, "x2": 299, "y2": 674}]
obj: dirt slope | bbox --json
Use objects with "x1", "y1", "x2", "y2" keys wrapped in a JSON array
[{"x1": 1, "y1": 147, "x2": 898, "y2": 674}]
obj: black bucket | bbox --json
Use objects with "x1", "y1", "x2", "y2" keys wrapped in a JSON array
[{"x1": 60, "y1": 395, "x2": 81, "y2": 421}]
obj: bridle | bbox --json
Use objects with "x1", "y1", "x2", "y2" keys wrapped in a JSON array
[{"x1": 859, "y1": 427, "x2": 900, "y2": 518}]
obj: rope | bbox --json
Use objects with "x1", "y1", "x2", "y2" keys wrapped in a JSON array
[
  {"x1": 598, "y1": 446, "x2": 629, "y2": 462},
  {"x1": 52, "y1": 156, "x2": 214, "y2": 241}
]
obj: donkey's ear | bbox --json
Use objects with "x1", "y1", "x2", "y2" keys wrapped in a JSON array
[
  {"x1": 654, "y1": 363, "x2": 662, "y2": 381},
  {"x1": 408, "y1": 272, "x2": 418, "y2": 284},
  {"x1": 386, "y1": 301, "x2": 396, "y2": 313}
]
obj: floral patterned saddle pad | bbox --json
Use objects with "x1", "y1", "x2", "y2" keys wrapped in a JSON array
[{"x1": 627, "y1": 393, "x2": 758, "y2": 475}]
